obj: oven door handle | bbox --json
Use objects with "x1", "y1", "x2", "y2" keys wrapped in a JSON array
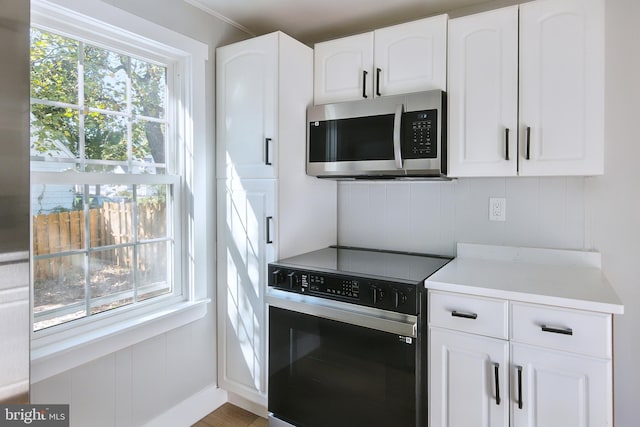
[{"x1": 266, "y1": 293, "x2": 417, "y2": 338}]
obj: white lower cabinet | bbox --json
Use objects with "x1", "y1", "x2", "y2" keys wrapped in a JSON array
[
  {"x1": 430, "y1": 328, "x2": 509, "y2": 427},
  {"x1": 428, "y1": 291, "x2": 613, "y2": 427},
  {"x1": 511, "y1": 344, "x2": 611, "y2": 427}
]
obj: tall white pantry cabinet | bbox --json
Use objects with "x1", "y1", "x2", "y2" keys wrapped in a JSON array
[
  {"x1": 447, "y1": 0, "x2": 604, "y2": 177},
  {"x1": 215, "y1": 32, "x2": 337, "y2": 405}
]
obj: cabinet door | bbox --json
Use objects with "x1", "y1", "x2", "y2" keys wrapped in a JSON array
[
  {"x1": 511, "y1": 343, "x2": 612, "y2": 427},
  {"x1": 313, "y1": 32, "x2": 373, "y2": 104},
  {"x1": 519, "y1": 0, "x2": 604, "y2": 176},
  {"x1": 429, "y1": 327, "x2": 509, "y2": 427},
  {"x1": 216, "y1": 179, "x2": 276, "y2": 404},
  {"x1": 374, "y1": 14, "x2": 447, "y2": 97},
  {"x1": 447, "y1": 6, "x2": 518, "y2": 177},
  {"x1": 216, "y1": 33, "x2": 277, "y2": 179}
]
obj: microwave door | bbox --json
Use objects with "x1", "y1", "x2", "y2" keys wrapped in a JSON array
[{"x1": 393, "y1": 104, "x2": 404, "y2": 169}]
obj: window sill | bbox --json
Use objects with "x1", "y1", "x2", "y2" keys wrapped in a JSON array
[{"x1": 30, "y1": 298, "x2": 209, "y2": 383}]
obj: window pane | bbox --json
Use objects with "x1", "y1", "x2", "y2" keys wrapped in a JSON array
[
  {"x1": 132, "y1": 120, "x2": 165, "y2": 166},
  {"x1": 30, "y1": 104, "x2": 79, "y2": 159},
  {"x1": 89, "y1": 185, "x2": 133, "y2": 248},
  {"x1": 131, "y1": 58, "x2": 166, "y2": 119},
  {"x1": 90, "y1": 248, "x2": 133, "y2": 314},
  {"x1": 32, "y1": 186, "x2": 86, "y2": 253},
  {"x1": 30, "y1": 29, "x2": 78, "y2": 104},
  {"x1": 137, "y1": 185, "x2": 168, "y2": 240},
  {"x1": 84, "y1": 45, "x2": 128, "y2": 112},
  {"x1": 84, "y1": 113, "x2": 127, "y2": 161},
  {"x1": 31, "y1": 184, "x2": 80, "y2": 216},
  {"x1": 33, "y1": 254, "x2": 86, "y2": 331},
  {"x1": 137, "y1": 241, "x2": 171, "y2": 301}
]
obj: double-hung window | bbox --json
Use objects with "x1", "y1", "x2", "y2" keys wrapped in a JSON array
[
  {"x1": 30, "y1": 27, "x2": 180, "y2": 331},
  {"x1": 29, "y1": 0, "x2": 208, "y2": 379}
]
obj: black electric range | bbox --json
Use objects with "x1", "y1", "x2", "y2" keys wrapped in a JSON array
[{"x1": 266, "y1": 246, "x2": 453, "y2": 427}]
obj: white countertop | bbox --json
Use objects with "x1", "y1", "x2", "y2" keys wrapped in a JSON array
[{"x1": 425, "y1": 243, "x2": 624, "y2": 315}]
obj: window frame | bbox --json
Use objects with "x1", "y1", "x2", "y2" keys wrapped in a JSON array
[{"x1": 30, "y1": 0, "x2": 210, "y2": 383}]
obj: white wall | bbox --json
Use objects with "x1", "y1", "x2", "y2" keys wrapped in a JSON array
[
  {"x1": 30, "y1": 0, "x2": 250, "y2": 425},
  {"x1": 588, "y1": 0, "x2": 640, "y2": 425},
  {"x1": 339, "y1": 0, "x2": 640, "y2": 423}
]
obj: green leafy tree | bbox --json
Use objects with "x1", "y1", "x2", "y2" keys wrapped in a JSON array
[{"x1": 30, "y1": 28, "x2": 166, "y2": 166}]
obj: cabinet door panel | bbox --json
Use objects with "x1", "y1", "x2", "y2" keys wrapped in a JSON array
[
  {"x1": 430, "y1": 328, "x2": 509, "y2": 427},
  {"x1": 217, "y1": 179, "x2": 276, "y2": 401},
  {"x1": 216, "y1": 34, "x2": 277, "y2": 179},
  {"x1": 519, "y1": 0, "x2": 604, "y2": 175},
  {"x1": 511, "y1": 344, "x2": 612, "y2": 427},
  {"x1": 314, "y1": 33, "x2": 373, "y2": 104},
  {"x1": 374, "y1": 15, "x2": 447, "y2": 96},
  {"x1": 447, "y1": 6, "x2": 518, "y2": 177}
]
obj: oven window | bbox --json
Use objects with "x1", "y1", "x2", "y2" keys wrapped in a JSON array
[{"x1": 268, "y1": 306, "x2": 416, "y2": 427}]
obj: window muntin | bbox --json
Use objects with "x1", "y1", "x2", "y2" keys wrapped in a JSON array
[{"x1": 30, "y1": 27, "x2": 179, "y2": 331}]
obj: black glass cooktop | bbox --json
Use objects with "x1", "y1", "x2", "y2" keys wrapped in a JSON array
[{"x1": 271, "y1": 246, "x2": 452, "y2": 285}]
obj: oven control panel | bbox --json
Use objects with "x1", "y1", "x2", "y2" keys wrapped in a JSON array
[{"x1": 268, "y1": 265, "x2": 418, "y2": 315}]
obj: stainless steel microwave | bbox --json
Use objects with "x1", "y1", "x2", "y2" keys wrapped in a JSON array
[{"x1": 306, "y1": 90, "x2": 446, "y2": 178}]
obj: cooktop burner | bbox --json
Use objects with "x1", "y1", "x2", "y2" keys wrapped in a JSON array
[{"x1": 272, "y1": 246, "x2": 452, "y2": 285}]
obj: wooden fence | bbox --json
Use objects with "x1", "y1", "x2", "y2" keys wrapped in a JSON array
[{"x1": 33, "y1": 201, "x2": 167, "y2": 281}]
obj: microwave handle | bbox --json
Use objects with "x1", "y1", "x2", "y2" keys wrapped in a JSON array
[{"x1": 393, "y1": 104, "x2": 404, "y2": 169}]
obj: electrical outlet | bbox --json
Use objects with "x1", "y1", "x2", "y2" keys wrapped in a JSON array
[{"x1": 489, "y1": 198, "x2": 506, "y2": 222}]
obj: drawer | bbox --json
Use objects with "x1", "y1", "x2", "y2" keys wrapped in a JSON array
[
  {"x1": 511, "y1": 302, "x2": 612, "y2": 358},
  {"x1": 428, "y1": 291, "x2": 508, "y2": 339}
]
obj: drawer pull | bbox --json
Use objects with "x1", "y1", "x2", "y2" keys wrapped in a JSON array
[
  {"x1": 516, "y1": 365, "x2": 523, "y2": 409},
  {"x1": 493, "y1": 362, "x2": 501, "y2": 405},
  {"x1": 541, "y1": 325, "x2": 573, "y2": 336},
  {"x1": 451, "y1": 310, "x2": 478, "y2": 320}
]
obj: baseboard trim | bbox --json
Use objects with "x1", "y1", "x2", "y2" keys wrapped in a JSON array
[
  {"x1": 227, "y1": 391, "x2": 268, "y2": 418},
  {"x1": 143, "y1": 385, "x2": 227, "y2": 427}
]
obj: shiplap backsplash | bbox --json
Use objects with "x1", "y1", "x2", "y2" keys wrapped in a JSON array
[{"x1": 337, "y1": 177, "x2": 586, "y2": 256}]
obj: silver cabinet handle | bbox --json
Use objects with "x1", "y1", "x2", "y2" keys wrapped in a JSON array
[
  {"x1": 541, "y1": 325, "x2": 573, "y2": 336},
  {"x1": 525, "y1": 127, "x2": 531, "y2": 160},
  {"x1": 393, "y1": 103, "x2": 404, "y2": 169}
]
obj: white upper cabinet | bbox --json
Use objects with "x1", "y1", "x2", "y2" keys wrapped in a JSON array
[
  {"x1": 447, "y1": 6, "x2": 519, "y2": 177},
  {"x1": 374, "y1": 14, "x2": 447, "y2": 97},
  {"x1": 313, "y1": 15, "x2": 447, "y2": 105},
  {"x1": 448, "y1": 0, "x2": 604, "y2": 177},
  {"x1": 519, "y1": 0, "x2": 604, "y2": 176},
  {"x1": 216, "y1": 33, "x2": 278, "y2": 179},
  {"x1": 313, "y1": 32, "x2": 374, "y2": 104}
]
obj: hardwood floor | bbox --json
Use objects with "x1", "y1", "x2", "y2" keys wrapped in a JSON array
[{"x1": 192, "y1": 403, "x2": 268, "y2": 427}]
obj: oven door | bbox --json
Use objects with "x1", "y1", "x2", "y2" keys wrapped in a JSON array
[{"x1": 267, "y1": 292, "x2": 422, "y2": 427}]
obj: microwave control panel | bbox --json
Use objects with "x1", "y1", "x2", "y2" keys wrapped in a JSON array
[{"x1": 402, "y1": 109, "x2": 437, "y2": 159}]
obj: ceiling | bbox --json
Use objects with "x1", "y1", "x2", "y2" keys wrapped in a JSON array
[{"x1": 184, "y1": 0, "x2": 504, "y2": 45}]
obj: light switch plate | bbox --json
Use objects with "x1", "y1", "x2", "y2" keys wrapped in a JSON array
[{"x1": 489, "y1": 198, "x2": 506, "y2": 221}]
